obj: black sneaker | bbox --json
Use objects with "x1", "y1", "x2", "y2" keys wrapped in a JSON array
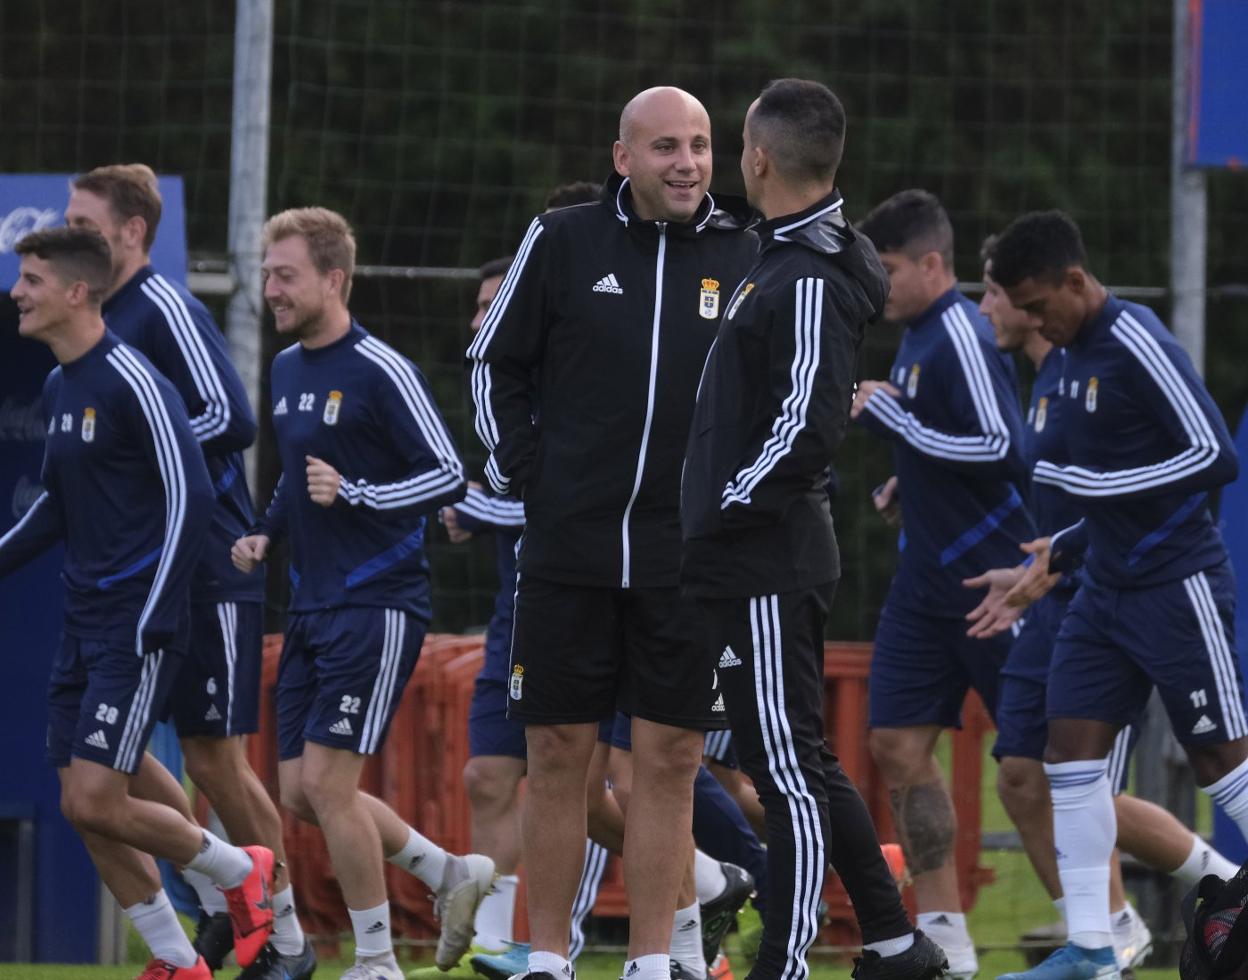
[
  {"x1": 236, "y1": 939, "x2": 318, "y2": 979},
  {"x1": 851, "y1": 930, "x2": 949, "y2": 980},
  {"x1": 669, "y1": 961, "x2": 704, "y2": 980},
  {"x1": 192, "y1": 911, "x2": 234, "y2": 972},
  {"x1": 700, "y1": 862, "x2": 756, "y2": 965}
]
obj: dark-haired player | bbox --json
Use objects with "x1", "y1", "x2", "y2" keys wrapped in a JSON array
[
  {"x1": 851, "y1": 189, "x2": 1035, "y2": 977},
  {"x1": 3, "y1": 227, "x2": 274, "y2": 980},
  {"x1": 987, "y1": 210, "x2": 1246, "y2": 980}
]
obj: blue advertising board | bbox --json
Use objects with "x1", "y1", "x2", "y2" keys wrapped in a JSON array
[
  {"x1": 1186, "y1": 0, "x2": 1248, "y2": 168},
  {"x1": 0, "y1": 173, "x2": 188, "y2": 961}
]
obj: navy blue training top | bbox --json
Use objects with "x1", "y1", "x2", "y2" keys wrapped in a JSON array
[
  {"x1": 103, "y1": 266, "x2": 263, "y2": 604},
  {"x1": 0, "y1": 331, "x2": 214, "y2": 653},
  {"x1": 256, "y1": 321, "x2": 466, "y2": 619},
  {"x1": 859, "y1": 288, "x2": 1036, "y2": 615},
  {"x1": 1035, "y1": 295, "x2": 1237, "y2": 588}
]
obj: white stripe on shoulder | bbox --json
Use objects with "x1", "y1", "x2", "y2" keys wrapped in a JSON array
[
  {"x1": 141, "y1": 275, "x2": 230, "y2": 441},
  {"x1": 468, "y1": 217, "x2": 544, "y2": 358},
  {"x1": 942, "y1": 303, "x2": 1008, "y2": 438}
]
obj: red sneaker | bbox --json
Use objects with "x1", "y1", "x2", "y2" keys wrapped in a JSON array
[
  {"x1": 222, "y1": 844, "x2": 276, "y2": 967},
  {"x1": 135, "y1": 956, "x2": 212, "y2": 979}
]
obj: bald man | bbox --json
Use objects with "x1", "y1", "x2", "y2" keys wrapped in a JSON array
[{"x1": 468, "y1": 87, "x2": 758, "y2": 980}]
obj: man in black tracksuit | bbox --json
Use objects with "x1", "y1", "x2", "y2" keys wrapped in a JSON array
[
  {"x1": 467, "y1": 87, "x2": 758, "y2": 980},
  {"x1": 682, "y1": 79, "x2": 947, "y2": 980}
]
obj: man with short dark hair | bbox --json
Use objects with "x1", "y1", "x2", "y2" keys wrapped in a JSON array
[
  {"x1": 851, "y1": 188, "x2": 1035, "y2": 978},
  {"x1": 682, "y1": 78, "x2": 945, "y2": 980},
  {"x1": 986, "y1": 210, "x2": 1248, "y2": 980},
  {"x1": 468, "y1": 86, "x2": 757, "y2": 980},
  {"x1": 2, "y1": 227, "x2": 275, "y2": 980},
  {"x1": 65, "y1": 162, "x2": 313, "y2": 978}
]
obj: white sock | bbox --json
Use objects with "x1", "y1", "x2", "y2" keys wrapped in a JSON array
[
  {"x1": 125, "y1": 891, "x2": 197, "y2": 967},
  {"x1": 385, "y1": 827, "x2": 449, "y2": 890},
  {"x1": 182, "y1": 866, "x2": 228, "y2": 915},
  {"x1": 863, "y1": 933, "x2": 915, "y2": 957},
  {"x1": 1173, "y1": 833, "x2": 1240, "y2": 886},
  {"x1": 623, "y1": 953, "x2": 670, "y2": 980},
  {"x1": 671, "y1": 903, "x2": 706, "y2": 978},
  {"x1": 693, "y1": 851, "x2": 728, "y2": 904},
  {"x1": 349, "y1": 901, "x2": 392, "y2": 958},
  {"x1": 271, "y1": 885, "x2": 306, "y2": 956},
  {"x1": 917, "y1": 911, "x2": 971, "y2": 944},
  {"x1": 184, "y1": 830, "x2": 252, "y2": 889},
  {"x1": 1204, "y1": 755, "x2": 1248, "y2": 837},
  {"x1": 1111, "y1": 902, "x2": 1138, "y2": 930},
  {"x1": 1047, "y1": 760, "x2": 1115, "y2": 950},
  {"x1": 529, "y1": 949, "x2": 574, "y2": 979},
  {"x1": 474, "y1": 873, "x2": 518, "y2": 950}
]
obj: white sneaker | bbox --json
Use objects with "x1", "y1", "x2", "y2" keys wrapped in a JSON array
[
  {"x1": 342, "y1": 951, "x2": 405, "y2": 979},
  {"x1": 434, "y1": 853, "x2": 498, "y2": 969},
  {"x1": 1111, "y1": 904, "x2": 1153, "y2": 970}
]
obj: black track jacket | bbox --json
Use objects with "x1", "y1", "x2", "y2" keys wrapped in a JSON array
[
  {"x1": 467, "y1": 175, "x2": 758, "y2": 588},
  {"x1": 681, "y1": 191, "x2": 889, "y2": 597}
]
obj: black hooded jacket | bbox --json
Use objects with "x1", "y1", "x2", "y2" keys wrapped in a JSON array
[
  {"x1": 467, "y1": 174, "x2": 758, "y2": 588},
  {"x1": 681, "y1": 190, "x2": 889, "y2": 597}
]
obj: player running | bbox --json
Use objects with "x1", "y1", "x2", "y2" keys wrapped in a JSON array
[
  {"x1": 232, "y1": 207, "x2": 493, "y2": 980},
  {"x1": 3, "y1": 227, "x2": 274, "y2": 980}
]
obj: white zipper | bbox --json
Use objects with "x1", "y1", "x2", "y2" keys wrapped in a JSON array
[{"x1": 620, "y1": 224, "x2": 667, "y2": 588}]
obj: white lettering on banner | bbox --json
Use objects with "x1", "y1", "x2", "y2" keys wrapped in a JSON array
[
  {"x1": 0, "y1": 207, "x2": 60, "y2": 254},
  {"x1": 0, "y1": 396, "x2": 47, "y2": 443}
]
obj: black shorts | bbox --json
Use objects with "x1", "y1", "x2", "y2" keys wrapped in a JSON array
[{"x1": 507, "y1": 575, "x2": 725, "y2": 730}]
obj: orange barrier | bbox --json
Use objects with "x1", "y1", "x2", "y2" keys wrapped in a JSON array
[{"x1": 226, "y1": 634, "x2": 993, "y2": 951}]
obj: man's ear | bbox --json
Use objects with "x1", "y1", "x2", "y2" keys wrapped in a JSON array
[
  {"x1": 612, "y1": 140, "x2": 630, "y2": 177},
  {"x1": 121, "y1": 214, "x2": 147, "y2": 252}
]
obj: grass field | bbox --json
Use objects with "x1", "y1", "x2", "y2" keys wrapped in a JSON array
[{"x1": 0, "y1": 737, "x2": 1204, "y2": 978}]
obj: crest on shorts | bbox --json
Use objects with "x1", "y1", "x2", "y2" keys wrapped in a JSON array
[
  {"x1": 726, "y1": 282, "x2": 754, "y2": 321},
  {"x1": 81, "y1": 407, "x2": 96, "y2": 442},
  {"x1": 906, "y1": 364, "x2": 921, "y2": 399},
  {"x1": 1085, "y1": 377, "x2": 1098, "y2": 413},
  {"x1": 699, "y1": 278, "x2": 720, "y2": 320},
  {"x1": 509, "y1": 664, "x2": 524, "y2": 701},
  {"x1": 1034, "y1": 397, "x2": 1048, "y2": 433},
  {"x1": 323, "y1": 389, "x2": 343, "y2": 425}
]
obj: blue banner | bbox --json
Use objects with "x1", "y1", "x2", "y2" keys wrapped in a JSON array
[{"x1": 1187, "y1": 0, "x2": 1248, "y2": 168}]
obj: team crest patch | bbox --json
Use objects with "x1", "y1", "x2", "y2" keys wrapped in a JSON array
[
  {"x1": 1034, "y1": 396, "x2": 1048, "y2": 432},
  {"x1": 509, "y1": 664, "x2": 524, "y2": 701},
  {"x1": 323, "y1": 390, "x2": 343, "y2": 425},
  {"x1": 1085, "y1": 376, "x2": 1098, "y2": 412},
  {"x1": 726, "y1": 282, "x2": 754, "y2": 320},
  {"x1": 699, "y1": 278, "x2": 720, "y2": 320},
  {"x1": 906, "y1": 364, "x2": 921, "y2": 398},
  {"x1": 81, "y1": 407, "x2": 96, "y2": 442}
]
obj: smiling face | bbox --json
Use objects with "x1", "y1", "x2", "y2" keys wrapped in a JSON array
[
  {"x1": 613, "y1": 88, "x2": 712, "y2": 223},
  {"x1": 11, "y1": 254, "x2": 75, "y2": 342},
  {"x1": 261, "y1": 234, "x2": 343, "y2": 340}
]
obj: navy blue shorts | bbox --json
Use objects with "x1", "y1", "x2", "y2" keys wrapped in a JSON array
[
  {"x1": 703, "y1": 729, "x2": 740, "y2": 769},
  {"x1": 469, "y1": 675, "x2": 527, "y2": 760},
  {"x1": 1048, "y1": 563, "x2": 1248, "y2": 746},
  {"x1": 47, "y1": 634, "x2": 183, "y2": 774},
  {"x1": 869, "y1": 591, "x2": 1011, "y2": 729},
  {"x1": 168, "y1": 601, "x2": 263, "y2": 738},
  {"x1": 276, "y1": 607, "x2": 425, "y2": 761},
  {"x1": 994, "y1": 589, "x2": 1069, "y2": 761}
]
